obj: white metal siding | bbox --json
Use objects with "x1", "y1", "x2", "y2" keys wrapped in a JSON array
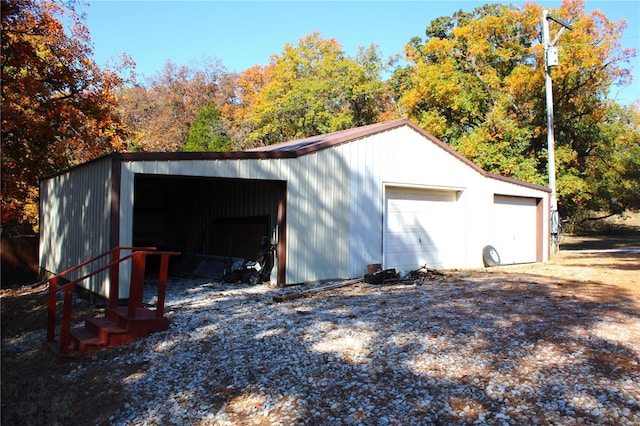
[
  {"x1": 40, "y1": 157, "x2": 112, "y2": 295},
  {"x1": 285, "y1": 149, "x2": 350, "y2": 282},
  {"x1": 493, "y1": 195, "x2": 538, "y2": 264},
  {"x1": 346, "y1": 135, "x2": 385, "y2": 278}
]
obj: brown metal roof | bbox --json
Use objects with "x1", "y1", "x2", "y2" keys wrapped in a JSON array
[{"x1": 246, "y1": 119, "x2": 410, "y2": 154}]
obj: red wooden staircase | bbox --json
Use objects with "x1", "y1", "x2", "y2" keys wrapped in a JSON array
[{"x1": 41, "y1": 247, "x2": 180, "y2": 358}]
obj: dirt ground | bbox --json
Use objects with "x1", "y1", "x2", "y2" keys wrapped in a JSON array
[
  {"x1": 1, "y1": 221, "x2": 638, "y2": 425},
  {"x1": 473, "y1": 250, "x2": 640, "y2": 298}
]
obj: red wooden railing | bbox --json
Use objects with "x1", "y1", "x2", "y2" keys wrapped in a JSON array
[{"x1": 40, "y1": 247, "x2": 180, "y2": 355}]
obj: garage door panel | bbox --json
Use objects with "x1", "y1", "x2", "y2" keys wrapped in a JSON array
[
  {"x1": 386, "y1": 214, "x2": 418, "y2": 229},
  {"x1": 384, "y1": 188, "x2": 463, "y2": 272},
  {"x1": 493, "y1": 196, "x2": 538, "y2": 264},
  {"x1": 385, "y1": 246, "x2": 440, "y2": 264},
  {"x1": 385, "y1": 235, "x2": 436, "y2": 252}
]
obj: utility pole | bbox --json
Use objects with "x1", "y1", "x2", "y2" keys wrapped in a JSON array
[{"x1": 542, "y1": 10, "x2": 572, "y2": 253}]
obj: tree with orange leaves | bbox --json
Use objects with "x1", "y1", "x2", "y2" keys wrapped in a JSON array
[
  {"x1": 116, "y1": 59, "x2": 223, "y2": 152},
  {"x1": 1, "y1": 0, "x2": 130, "y2": 235}
]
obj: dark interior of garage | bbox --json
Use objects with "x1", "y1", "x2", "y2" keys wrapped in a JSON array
[{"x1": 132, "y1": 174, "x2": 283, "y2": 279}]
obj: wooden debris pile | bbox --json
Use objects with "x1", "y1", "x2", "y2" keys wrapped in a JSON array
[
  {"x1": 364, "y1": 265, "x2": 446, "y2": 285},
  {"x1": 405, "y1": 266, "x2": 446, "y2": 284},
  {"x1": 363, "y1": 268, "x2": 399, "y2": 284}
]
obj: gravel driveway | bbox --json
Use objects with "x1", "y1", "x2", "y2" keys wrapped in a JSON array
[{"x1": 76, "y1": 261, "x2": 640, "y2": 426}]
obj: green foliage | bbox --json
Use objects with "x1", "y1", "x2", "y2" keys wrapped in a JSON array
[
  {"x1": 183, "y1": 103, "x2": 231, "y2": 152},
  {"x1": 239, "y1": 32, "x2": 397, "y2": 146},
  {"x1": 584, "y1": 103, "x2": 640, "y2": 213}
]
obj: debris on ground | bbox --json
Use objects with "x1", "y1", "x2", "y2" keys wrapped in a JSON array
[
  {"x1": 363, "y1": 265, "x2": 446, "y2": 285},
  {"x1": 405, "y1": 265, "x2": 446, "y2": 284},
  {"x1": 363, "y1": 268, "x2": 399, "y2": 284}
]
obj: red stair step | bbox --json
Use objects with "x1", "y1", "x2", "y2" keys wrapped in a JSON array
[
  {"x1": 85, "y1": 317, "x2": 128, "y2": 339},
  {"x1": 70, "y1": 327, "x2": 107, "y2": 353},
  {"x1": 86, "y1": 317, "x2": 138, "y2": 346},
  {"x1": 66, "y1": 312, "x2": 169, "y2": 355},
  {"x1": 106, "y1": 307, "x2": 169, "y2": 337}
]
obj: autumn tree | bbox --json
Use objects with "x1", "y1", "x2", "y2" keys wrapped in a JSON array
[
  {"x1": 233, "y1": 32, "x2": 397, "y2": 147},
  {"x1": 398, "y1": 0, "x2": 637, "y2": 219},
  {"x1": 117, "y1": 60, "x2": 223, "y2": 152},
  {"x1": 1, "y1": 0, "x2": 129, "y2": 235},
  {"x1": 219, "y1": 65, "x2": 273, "y2": 149}
]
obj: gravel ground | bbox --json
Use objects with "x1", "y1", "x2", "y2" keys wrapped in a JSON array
[{"x1": 52, "y1": 267, "x2": 639, "y2": 426}]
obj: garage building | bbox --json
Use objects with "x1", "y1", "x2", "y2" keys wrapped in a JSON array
[{"x1": 39, "y1": 119, "x2": 550, "y2": 299}]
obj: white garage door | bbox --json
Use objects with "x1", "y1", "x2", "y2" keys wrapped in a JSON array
[
  {"x1": 384, "y1": 187, "x2": 464, "y2": 272},
  {"x1": 493, "y1": 195, "x2": 538, "y2": 264}
]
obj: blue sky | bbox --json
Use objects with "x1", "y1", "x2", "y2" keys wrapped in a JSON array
[{"x1": 81, "y1": 1, "x2": 639, "y2": 105}]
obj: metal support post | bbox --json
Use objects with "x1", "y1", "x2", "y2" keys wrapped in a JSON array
[{"x1": 542, "y1": 10, "x2": 572, "y2": 253}]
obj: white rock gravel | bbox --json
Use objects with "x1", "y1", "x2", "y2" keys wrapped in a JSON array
[{"x1": 72, "y1": 275, "x2": 639, "y2": 425}]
